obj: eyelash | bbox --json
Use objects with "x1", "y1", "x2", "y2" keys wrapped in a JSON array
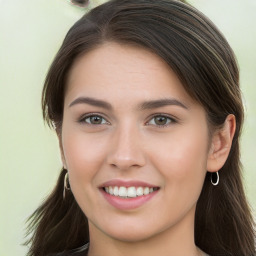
[
  {"x1": 146, "y1": 114, "x2": 177, "y2": 128},
  {"x1": 78, "y1": 113, "x2": 177, "y2": 127},
  {"x1": 78, "y1": 113, "x2": 110, "y2": 126}
]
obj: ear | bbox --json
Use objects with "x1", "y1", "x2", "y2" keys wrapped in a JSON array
[
  {"x1": 57, "y1": 132, "x2": 67, "y2": 169},
  {"x1": 207, "y1": 114, "x2": 236, "y2": 172}
]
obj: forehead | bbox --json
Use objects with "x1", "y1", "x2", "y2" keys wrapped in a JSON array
[{"x1": 65, "y1": 42, "x2": 196, "y2": 108}]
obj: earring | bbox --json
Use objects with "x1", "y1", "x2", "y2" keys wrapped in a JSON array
[
  {"x1": 211, "y1": 171, "x2": 219, "y2": 186},
  {"x1": 63, "y1": 171, "x2": 71, "y2": 199}
]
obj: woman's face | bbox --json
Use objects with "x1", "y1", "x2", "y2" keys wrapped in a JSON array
[{"x1": 61, "y1": 43, "x2": 212, "y2": 242}]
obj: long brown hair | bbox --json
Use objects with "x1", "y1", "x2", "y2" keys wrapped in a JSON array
[{"x1": 25, "y1": 0, "x2": 255, "y2": 255}]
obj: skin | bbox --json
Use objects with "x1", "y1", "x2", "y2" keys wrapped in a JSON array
[{"x1": 60, "y1": 42, "x2": 235, "y2": 256}]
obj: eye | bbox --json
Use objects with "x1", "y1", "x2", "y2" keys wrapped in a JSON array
[
  {"x1": 80, "y1": 115, "x2": 108, "y2": 125},
  {"x1": 147, "y1": 115, "x2": 176, "y2": 127}
]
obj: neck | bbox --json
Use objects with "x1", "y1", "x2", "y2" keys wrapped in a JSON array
[{"x1": 88, "y1": 206, "x2": 203, "y2": 256}]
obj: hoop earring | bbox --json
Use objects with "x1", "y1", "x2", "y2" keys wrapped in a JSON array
[
  {"x1": 211, "y1": 171, "x2": 219, "y2": 186},
  {"x1": 63, "y1": 171, "x2": 71, "y2": 199}
]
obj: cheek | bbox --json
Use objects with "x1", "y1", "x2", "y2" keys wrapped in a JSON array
[
  {"x1": 61, "y1": 129, "x2": 107, "y2": 184},
  {"x1": 149, "y1": 124, "x2": 209, "y2": 182},
  {"x1": 149, "y1": 126, "x2": 209, "y2": 215},
  {"x1": 61, "y1": 130, "x2": 110, "y2": 217}
]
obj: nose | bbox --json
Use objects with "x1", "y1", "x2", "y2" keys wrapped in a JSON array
[{"x1": 107, "y1": 124, "x2": 146, "y2": 170}]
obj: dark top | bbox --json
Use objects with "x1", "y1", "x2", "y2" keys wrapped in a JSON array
[{"x1": 48, "y1": 243, "x2": 89, "y2": 256}]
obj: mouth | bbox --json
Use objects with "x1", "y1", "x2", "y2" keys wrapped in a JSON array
[
  {"x1": 102, "y1": 186, "x2": 159, "y2": 199},
  {"x1": 99, "y1": 180, "x2": 160, "y2": 210}
]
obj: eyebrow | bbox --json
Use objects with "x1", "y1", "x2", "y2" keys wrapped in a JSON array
[
  {"x1": 139, "y1": 98, "x2": 188, "y2": 110},
  {"x1": 69, "y1": 97, "x2": 112, "y2": 110},
  {"x1": 69, "y1": 97, "x2": 188, "y2": 110}
]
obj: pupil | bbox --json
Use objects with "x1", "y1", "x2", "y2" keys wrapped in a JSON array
[
  {"x1": 155, "y1": 116, "x2": 167, "y2": 125},
  {"x1": 91, "y1": 116, "x2": 102, "y2": 124}
]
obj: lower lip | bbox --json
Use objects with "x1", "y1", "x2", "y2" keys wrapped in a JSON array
[{"x1": 100, "y1": 189, "x2": 159, "y2": 210}]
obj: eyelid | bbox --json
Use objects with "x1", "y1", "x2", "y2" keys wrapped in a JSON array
[
  {"x1": 146, "y1": 113, "x2": 178, "y2": 127},
  {"x1": 78, "y1": 112, "x2": 111, "y2": 125}
]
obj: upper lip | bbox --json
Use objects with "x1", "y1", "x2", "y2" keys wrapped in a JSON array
[{"x1": 99, "y1": 179, "x2": 159, "y2": 188}]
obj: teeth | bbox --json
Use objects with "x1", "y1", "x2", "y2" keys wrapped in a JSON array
[
  {"x1": 118, "y1": 186, "x2": 127, "y2": 197},
  {"x1": 113, "y1": 186, "x2": 119, "y2": 196},
  {"x1": 136, "y1": 187, "x2": 144, "y2": 196},
  {"x1": 144, "y1": 187, "x2": 149, "y2": 195},
  {"x1": 109, "y1": 186, "x2": 113, "y2": 195},
  {"x1": 127, "y1": 187, "x2": 137, "y2": 197},
  {"x1": 104, "y1": 186, "x2": 157, "y2": 198}
]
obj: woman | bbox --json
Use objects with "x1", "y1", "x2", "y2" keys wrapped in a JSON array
[{"x1": 25, "y1": 0, "x2": 256, "y2": 255}]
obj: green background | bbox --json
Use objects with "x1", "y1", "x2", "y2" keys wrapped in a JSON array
[{"x1": 0, "y1": 0, "x2": 255, "y2": 255}]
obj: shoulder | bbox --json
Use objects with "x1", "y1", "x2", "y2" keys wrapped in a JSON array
[{"x1": 47, "y1": 243, "x2": 89, "y2": 256}]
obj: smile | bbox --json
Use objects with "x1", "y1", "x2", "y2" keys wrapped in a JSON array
[
  {"x1": 100, "y1": 180, "x2": 160, "y2": 210},
  {"x1": 103, "y1": 186, "x2": 158, "y2": 198}
]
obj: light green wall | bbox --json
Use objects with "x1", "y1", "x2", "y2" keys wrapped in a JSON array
[{"x1": 0, "y1": 0, "x2": 255, "y2": 255}]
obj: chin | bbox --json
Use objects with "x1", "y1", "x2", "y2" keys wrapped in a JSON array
[
  {"x1": 109, "y1": 232, "x2": 153, "y2": 243},
  {"x1": 101, "y1": 224, "x2": 162, "y2": 243}
]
